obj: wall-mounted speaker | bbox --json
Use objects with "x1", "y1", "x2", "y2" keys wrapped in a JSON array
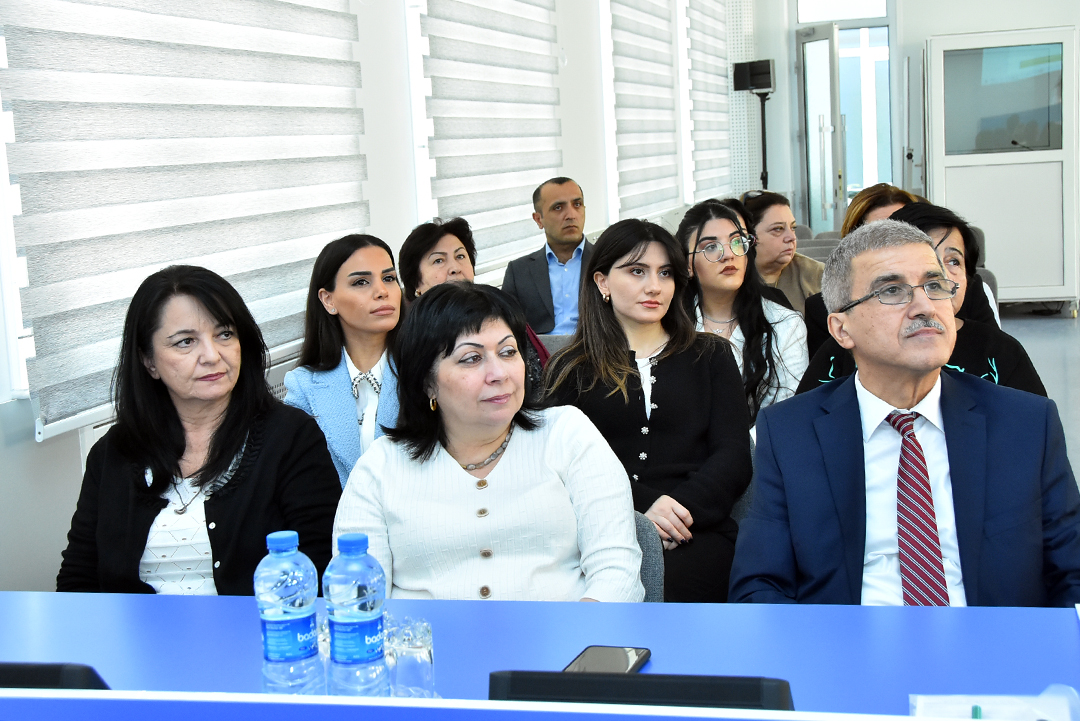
[{"x1": 732, "y1": 60, "x2": 775, "y2": 94}]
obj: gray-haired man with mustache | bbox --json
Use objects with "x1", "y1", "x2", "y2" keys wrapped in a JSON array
[{"x1": 729, "y1": 220, "x2": 1080, "y2": 606}]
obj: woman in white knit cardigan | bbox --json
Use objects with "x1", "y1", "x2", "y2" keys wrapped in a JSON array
[{"x1": 332, "y1": 282, "x2": 643, "y2": 602}]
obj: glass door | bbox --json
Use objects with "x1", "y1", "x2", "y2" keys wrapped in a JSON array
[
  {"x1": 838, "y1": 27, "x2": 892, "y2": 197},
  {"x1": 797, "y1": 23, "x2": 846, "y2": 235}
]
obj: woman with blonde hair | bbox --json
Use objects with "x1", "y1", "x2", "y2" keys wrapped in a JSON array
[{"x1": 840, "y1": 182, "x2": 918, "y2": 237}]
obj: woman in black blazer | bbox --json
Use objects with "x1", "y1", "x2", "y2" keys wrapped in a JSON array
[
  {"x1": 57, "y1": 265, "x2": 341, "y2": 595},
  {"x1": 545, "y1": 219, "x2": 752, "y2": 602}
]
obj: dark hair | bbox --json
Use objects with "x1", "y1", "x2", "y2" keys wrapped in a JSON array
[
  {"x1": 399, "y1": 217, "x2": 477, "y2": 299},
  {"x1": 888, "y1": 202, "x2": 979, "y2": 277},
  {"x1": 532, "y1": 177, "x2": 578, "y2": 211},
  {"x1": 717, "y1": 197, "x2": 754, "y2": 231},
  {"x1": 741, "y1": 191, "x2": 791, "y2": 231},
  {"x1": 545, "y1": 219, "x2": 702, "y2": 403},
  {"x1": 385, "y1": 283, "x2": 541, "y2": 462},
  {"x1": 842, "y1": 183, "x2": 918, "y2": 237},
  {"x1": 678, "y1": 200, "x2": 778, "y2": 423},
  {"x1": 298, "y1": 234, "x2": 399, "y2": 371},
  {"x1": 112, "y1": 265, "x2": 274, "y2": 493}
]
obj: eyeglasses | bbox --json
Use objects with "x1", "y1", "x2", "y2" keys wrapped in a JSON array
[
  {"x1": 741, "y1": 190, "x2": 765, "y2": 201},
  {"x1": 838, "y1": 279, "x2": 959, "y2": 313},
  {"x1": 691, "y1": 235, "x2": 755, "y2": 262}
]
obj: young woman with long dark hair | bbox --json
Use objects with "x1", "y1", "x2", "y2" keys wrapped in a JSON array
[
  {"x1": 545, "y1": 219, "x2": 751, "y2": 602},
  {"x1": 285, "y1": 234, "x2": 402, "y2": 488},
  {"x1": 679, "y1": 199, "x2": 807, "y2": 423}
]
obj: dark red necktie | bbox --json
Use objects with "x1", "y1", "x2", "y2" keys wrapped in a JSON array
[{"x1": 887, "y1": 411, "x2": 950, "y2": 606}]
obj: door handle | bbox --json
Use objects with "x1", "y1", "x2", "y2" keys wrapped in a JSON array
[{"x1": 818, "y1": 114, "x2": 828, "y2": 221}]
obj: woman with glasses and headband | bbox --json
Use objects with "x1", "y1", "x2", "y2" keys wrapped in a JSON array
[
  {"x1": 741, "y1": 191, "x2": 823, "y2": 314},
  {"x1": 796, "y1": 205, "x2": 1045, "y2": 396},
  {"x1": 545, "y1": 219, "x2": 752, "y2": 603},
  {"x1": 679, "y1": 199, "x2": 807, "y2": 423}
]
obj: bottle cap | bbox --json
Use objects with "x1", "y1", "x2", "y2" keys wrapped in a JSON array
[
  {"x1": 337, "y1": 533, "x2": 369, "y2": 555},
  {"x1": 266, "y1": 530, "x2": 299, "y2": 552}
]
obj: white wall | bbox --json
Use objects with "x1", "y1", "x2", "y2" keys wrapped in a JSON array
[
  {"x1": 895, "y1": 0, "x2": 1077, "y2": 198},
  {"x1": 757, "y1": 0, "x2": 1076, "y2": 210},
  {"x1": 754, "y1": 0, "x2": 797, "y2": 203},
  {"x1": 355, "y1": 2, "x2": 419, "y2": 255},
  {"x1": 0, "y1": 399, "x2": 83, "y2": 591},
  {"x1": 553, "y1": 0, "x2": 612, "y2": 235}
]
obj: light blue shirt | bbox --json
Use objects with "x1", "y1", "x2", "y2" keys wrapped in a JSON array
[{"x1": 546, "y1": 240, "x2": 585, "y2": 335}]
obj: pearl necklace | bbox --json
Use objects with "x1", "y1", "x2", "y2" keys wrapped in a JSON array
[{"x1": 460, "y1": 425, "x2": 514, "y2": 471}]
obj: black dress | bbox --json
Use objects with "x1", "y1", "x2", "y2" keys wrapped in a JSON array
[
  {"x1": 796, "y1": 319, "x2": 1046, "y2": 396},
  {"x1": 547, "y1": 335, "x2": 752, "y2": 602}
]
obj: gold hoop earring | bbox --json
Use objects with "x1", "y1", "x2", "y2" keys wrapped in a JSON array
[
  {"x1": 429, "y1": 397, "x2": 437, "y2": 411},
  {"x1": 415, "y1": 289, "x2": 422, "y2": 298}
]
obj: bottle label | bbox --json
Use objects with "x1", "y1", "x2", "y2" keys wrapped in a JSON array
[
  {"x1": 261, "y1": 612, "x2": 318, "y2": 662},
  {"x1": 329, "y1": 615, "x2": 384, "y2": 664}
]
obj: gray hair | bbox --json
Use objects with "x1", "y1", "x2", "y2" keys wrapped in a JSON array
[{"x1": 821, "y1": 219, "x2": 941, "y2": 313}]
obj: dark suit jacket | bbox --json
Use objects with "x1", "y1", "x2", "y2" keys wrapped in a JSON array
[
  {"x1": 729, "y1": 371, "x2": 1080, "y2": 607},
  {"x1": 502, "y1": 240, "x2": 594, "y2": 334}
]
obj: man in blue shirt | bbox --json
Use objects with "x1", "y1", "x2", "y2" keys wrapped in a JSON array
[{"x1": 502, "y1": 177, "x2": 594, "y2": 334}]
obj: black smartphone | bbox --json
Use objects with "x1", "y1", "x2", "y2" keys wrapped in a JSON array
[{"x1": 562, "y1": 645, "x2": 651, "y2": 673}]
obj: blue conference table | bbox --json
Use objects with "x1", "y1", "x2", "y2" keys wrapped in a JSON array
[{"x1": 1, "y1": 592, "x2": 1078, "y2": 719}]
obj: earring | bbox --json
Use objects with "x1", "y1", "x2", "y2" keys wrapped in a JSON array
[
  {"x1": 415, "y1": 290, "x2": 422, "y2": 298},
  {"x1": 328, "y1": 308, "x2": 338, "y2": 315},
  {"x1": 602, "y1": 293, "x2": 610, "y2": 303},
  {"x1": 429, "y1": 397, "x2": 437, "y2": 411}
]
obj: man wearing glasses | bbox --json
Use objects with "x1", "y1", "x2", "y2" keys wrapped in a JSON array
[{"x1": 729, "y1": 220, "x2": 1080, "y2": 607}]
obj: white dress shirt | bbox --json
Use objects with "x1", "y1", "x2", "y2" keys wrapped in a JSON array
[
  {"x1": 333, "y1": 405, "x2": 644, "y2": 602},
  {"x1": 855, "y1": 372, "x2": 967, "y2": 606},
  {"x1": 344, "y1": 350, "x2": 387, "y2": 455}
]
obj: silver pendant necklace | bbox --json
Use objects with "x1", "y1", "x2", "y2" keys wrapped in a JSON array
[{"x1": 173, "y1": 480, "x2": 203, "y2": 515}]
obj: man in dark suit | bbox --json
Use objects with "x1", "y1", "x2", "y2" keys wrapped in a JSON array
[
  {"x1": 501, "y1": 177, "x2": 594, "y2": 334},
  {"x1": 730, "y1": 219, "x2": 1080, "y2": 607}
]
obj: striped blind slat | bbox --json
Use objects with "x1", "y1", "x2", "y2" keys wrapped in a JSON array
[
  {"x1": 0, "y1": 0, "x2": 368, "y2": 428},
  {"x1": 422, "y1": 0, "x2": 562, "y2": 279},
  {"x1": 611, "y1": 0, "x2": 682, "y2": 219},
  {"x1": 687, "y1": 0, "x2": 731, "y2": 200}
]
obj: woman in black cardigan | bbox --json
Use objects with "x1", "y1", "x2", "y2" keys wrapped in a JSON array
[
  {"x1": 57, "y1": 265, "x2": 341, "y2": 595},
  {"x1": 545, "y1": 219, "x2": 752, "y2": 603}
]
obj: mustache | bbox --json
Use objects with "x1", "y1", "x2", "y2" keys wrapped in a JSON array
[{"x1": 902, "y1": 318, "x2": 946, "y2": 336}]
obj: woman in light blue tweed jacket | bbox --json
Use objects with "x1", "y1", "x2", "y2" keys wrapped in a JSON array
[{"x1": 285, "y1": 235, "x2": 402, "y2": 488}]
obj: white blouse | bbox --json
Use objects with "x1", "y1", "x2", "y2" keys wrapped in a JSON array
[
  {"x1": 344, "y1": 349, "x2": 387, "y2": 455},
  {"x1": 696, "y1": 298, "x2": 808, "y2": 410},
  {"x1": 333, "y1": 405, "x2": 644, "y2": 603},
  {"x1": 138, "y1": 473, "x2": 217, "y2": 595}
]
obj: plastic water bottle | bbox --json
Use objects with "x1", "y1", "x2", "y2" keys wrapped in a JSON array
[
  {"x1": 254, "y1": 530, "x2": 324, "y2": 695},
  {"x1": 323, "y1": 533, "x2": 390, "y2": 696}
]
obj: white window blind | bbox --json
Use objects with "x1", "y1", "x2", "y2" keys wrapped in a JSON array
[
  {"x1": 610, "y1": 0, "x2": 682, "y2": 219},
  {"x1": 0, "y1": 0, "x2": 369, "y2": 434},
  {"x1": 686, "y1": 0, "x2": 732, "y2": 200},
  {"x1": 420, "y1": 0, "x2": 562, "y2": 279}
]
